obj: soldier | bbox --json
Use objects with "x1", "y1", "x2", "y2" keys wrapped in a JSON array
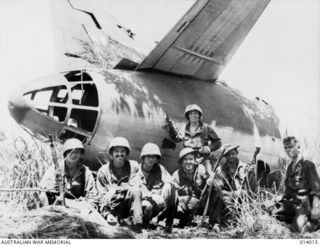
[
  {"x1": 164, "y1": 104, "x2": 221, "y2": 177},
  {"x1": 134, "y1": 143, "x2": 176, "y2": 233},
  {"x1": 209, "y1": 144, "x2": 254, "y2": 228},
  {"x1": 172, "y1": 148, "x2": 207, "y2": 228},
  {"x1": 39, "y1": 138, "x2": 97, "y2": 207},
  {"x1": 96, "y1": 137, "x2": 143, "y2": 233},
  {"x1": 273, "y1": 136, "x2": 320, "y2": 232}
]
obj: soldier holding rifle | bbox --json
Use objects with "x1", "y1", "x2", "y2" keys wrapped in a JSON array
[
  {"x1": 39, "y1": 137, "x2": 97, "y2": 207},
  {"x1": 163, "y1": 104, "x2": 222, "y2": 177},
  {"x1": 172, "y1": 147, "x2": 224, "y2": 229}
]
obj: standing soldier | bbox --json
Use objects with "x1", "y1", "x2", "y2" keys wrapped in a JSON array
[
  {"x1": 164, "y1": 104, "x2": 221, "y2": 177},
  {"x1": 39, "y1": 138, "x2": 97, "y2": 207},
  {"x1": 96, "y1": 137, "x2": 143, "y2": 233},
  {"x1": 134, "y1": 143, "x2": 176, "y2": 233},
  {"x1": 273, "y1": 136, "x2": 320, "y2": 232}
]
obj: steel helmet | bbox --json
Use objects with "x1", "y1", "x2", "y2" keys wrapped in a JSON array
[
  {"x1": 178, "y1": 147, "x2": 197, "y2": 163},
  {"x1": 63, "y1": 138, "x2": 84, "y2": 154},
  {"x1": 108, "y1": 137, "x2": 131, "y2": 154},
  {"x1": 184, "y1": 104, "x2": 203, "y2": 120},
  {"x1": 222, "y1": 144, "x2": 240, "y2": 156},
  {"x1": 140, "y1": 143, "x2": 162, "y2": 159}
]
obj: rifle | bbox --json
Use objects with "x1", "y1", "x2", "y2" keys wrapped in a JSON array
[
  {"x1": 250, "y1": 147, "x2": 261, "y2": 166},
  {"x1": 188, "y1": 149, "x2": 224, "y2": 226},
  {"x1": 245, "y1": 147, "x2": 261, "y2": 193},
  {"x1": 197, "y1": 149, "x2": 225, "y2": 227},
  {"x1": 49, "y1": 134, "x2": 65, "y2": 206},
  {"x1": 162, "y1": 111, "x2": 180, "y2": 141}
]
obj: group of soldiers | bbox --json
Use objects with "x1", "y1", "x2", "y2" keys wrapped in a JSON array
[{"x1": 39, "y1": 104, "x2": 320, "y2": 234}]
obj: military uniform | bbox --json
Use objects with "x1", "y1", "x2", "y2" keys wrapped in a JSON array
[
  {"x1": 172, "y1": 164, "x2": 208, "y2": 227},
  {"x1": 40, "y1": 162, "x2": 98, "y2": 207},
  {"x1": 96, "y1": 160, "x2": 143, "y2": 225},
  {"x1": 168, "y1": 121, "x2": 221, "y2": 175},
  {"x1": 209, "y1": 160, "x2": 252, "y2": 225},
  {"x1": 133, "y1": 163, "x2": 176, "y2": 228},
  {"x1": 275, "y1": 157, "x2": 320, "y2": 232}
]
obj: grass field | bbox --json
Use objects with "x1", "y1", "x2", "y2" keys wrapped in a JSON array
[{"x1": 0, "y1": 131, "x2": 320, "y2": 239}]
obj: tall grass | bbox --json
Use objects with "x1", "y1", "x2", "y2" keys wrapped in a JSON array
[
  {"x1": 226, "y1": 189, "x2": 291, "y2": 238},
  {"x1": 1, "y1": 130, "x2": 320, "y2": 238},
  {"x1": 0, "y1": 130, "x2": 59, "y2": 214}
]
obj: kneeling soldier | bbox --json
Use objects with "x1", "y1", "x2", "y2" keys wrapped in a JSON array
[
  {"x1": 273, "y1": 136, "x2": 320, "y2": 233},
  {"x1": 40, "y1": 138, "x2": 97, "y2": 208},
  {"x1": 173, "y1": 147, "x2": 225, "y2": 229},
  {"x1": 96, "y1": 137, "x2": 143, "y2": 232},
  {"x1": 209, "y1": 144, "x2": 254, "y2": 228},
  {"x1": 135, "y1": 143, "x2": 176, "y2": 233}
]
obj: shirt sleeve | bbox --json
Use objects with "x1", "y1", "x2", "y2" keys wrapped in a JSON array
[
  {"x1": 283, "y1": 165, "x2": 294, "y2": 199},
  {"x1": 160, "y1": 165, "x2": 173, "y2": 184},
  {"x1": 167, "y1": 122, "x2": 184, "y2": 143},
  {"x1": 172, "y1": 170, "x2": 180, "y2": 189},
  {"x1": 213, "y1": 167, "x2": 226, "y2": 189},
  {"x1": 205, "y1": 124, "x2": 222, "y2": 151},
  {"x1": 307, "y1": 161, "x2": 320, "y2": 198},
  {"x1": 84, "y1": 166, "x2": 98, "y2": 208},
  {"x1": 96, "y1": 165, "x2": 117, "y2": 207}
]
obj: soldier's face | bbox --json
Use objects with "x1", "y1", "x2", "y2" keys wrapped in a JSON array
[
  {"x1": 284, "y1": 143, "x2": 300, "y2": 159},
  {"x1": 225, "y1": 150, "x2": 238, "y2": 174},
  {"x1": 188, "y1": 110, "x2": 200, "y2": 123},
  {"x1": 143, "y1": 155, "x2": 158, "y2": 172},
  {"x1": 112, "y1": 147, "x2": 128, "y2": 168},
  {"x1": 66, "y1": 148, "x2": 82, "y2": 163},
  {"x1": 182, "y1": 154, "x2": 196, "y2": 175}
]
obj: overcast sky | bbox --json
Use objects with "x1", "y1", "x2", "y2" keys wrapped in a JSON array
[{"x1": 0, "y1": 0, "x2": 319, "y2": 138}]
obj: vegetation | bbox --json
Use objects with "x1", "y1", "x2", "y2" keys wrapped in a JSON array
[{"x1": 0, "y1": 131, "x2": 319, "y2": 239}]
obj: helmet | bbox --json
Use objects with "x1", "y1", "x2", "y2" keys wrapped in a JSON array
[
  {"x1": 222, "y1": 144, "x2": 239, "y2": 156},
  {"x1": 178, "y1": 147, "x2": 197, "y2": 163},
  {"x1": 63, "y1": 138, "x2": 84, "y2": 154},
  {"x1": 283, "y1": 136, "x2": 299, "y2": 147},
  {"x1": 140, "y1": 143, "x2": 162, "y2": 159},
  {"x1": 108, "y1": 137, "x2": 131, "y2": 154},
  {"x1": 184, "y1": 104, "x2": 203, "y2": 120}
]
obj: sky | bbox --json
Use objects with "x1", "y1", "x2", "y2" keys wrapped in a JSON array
[{"x1": 0, "y1": 0, "x2": 319, "y2": 138}]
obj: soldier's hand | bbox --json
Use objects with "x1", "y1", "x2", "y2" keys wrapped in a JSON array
[
  {"x1": 142, "y1": 191, "x2": 152, "y2": 200},
  {"x1": 206, "y1": 176, "x2": 215, "y2": 186},
  {"x1": 275, "y1": 194, "x2": 284, "y2": 203},
  {"x1": 311, "y1": 206, "x2": 320, "y2": 221},
  {"x1": 199, "y1": 146, "x2": 211, "y2": 155}
]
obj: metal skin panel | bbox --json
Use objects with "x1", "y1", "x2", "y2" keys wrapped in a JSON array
[
  {"x1": 50, "y1": 0, "x2": 146, "y2": 72},
  {"x1": 9, "y1": 68, "x2": 284, "y2": 172},
  {"x1": 76, "y1": 69, "x2": 282, "y2": 172},
  {"x1": 8, "y1": 68, "x2": 283, "y2": 172},
  {"x1": 137, "y1": 0, "x2": 271, "y2": 81}
]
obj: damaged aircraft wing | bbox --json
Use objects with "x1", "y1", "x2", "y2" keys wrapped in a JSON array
[{"x1": 50, "y1": 0, "x2": 145, "y2": 71}]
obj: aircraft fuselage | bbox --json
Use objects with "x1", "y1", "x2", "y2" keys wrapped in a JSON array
[{"x1": 8, "y1": 69, "x2": 284, "y2": 172}]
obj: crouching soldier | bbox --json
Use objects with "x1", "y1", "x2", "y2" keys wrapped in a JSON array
[
  {"x1": 96, "y1": 137, "x2": 143, "y2": 232},
  {"x1": 209, "y1": 144, "x2": 254, "y2": 228},
  {"x1": 39, "y1": 138, "x2": 97, "y2": 208},
  {"x1": 163, "y1": 104, "x2": 222, "y2": 178},
  {"x1": 172, "y1": 148, "x2": 208, "y2": 228},
  {"x1": 134, "y1": 143, "x2": 176, "y2": 233},
  {"x1": 173, "y1": 147, "x2": 227, "y2": 230},
  {"x1": 272, "y1": 136, "x2": 320, "y2": 233}
]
